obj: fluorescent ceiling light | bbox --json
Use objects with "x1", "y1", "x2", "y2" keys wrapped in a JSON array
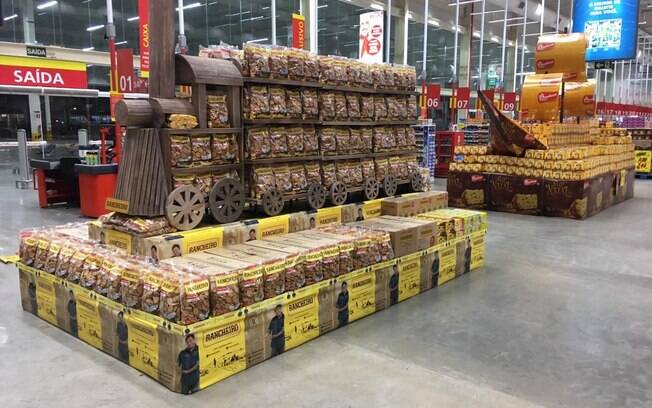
[
  {"x1": 127, "y1": 16, "x2": 139, "y2": 21},
  {"x1": 508, "y1": 40, "x2": 514, "y2": 46},
  {"x1": 317, "y1": 4, "x2": 328, "y2": 8},
  {"x1": 86, "y1": 25, "x2": 104, "y2": 32},
  {"x1": 638, "y1": 49, "x2": 642, "y2": 58},
  {"x1": 115, "y1": 40, "x2": 128, "y2": 45},
  {"x1": 535, "y1": 3, "x2": 543, "y2": 15},
  {"x1": 176, "y1": 2, "x2": 201, "y2": 11},
  {"x1": 247, "y1": 38, "x2": 269, "y2": 44},
  {"x1": 473, "y1": 31, "x2": 481, "y2": 38},
  {"x1": 639, "y1": 21, "x2": 647, "y2": 25},
  {"x1": 370, "y1": 3, "x2": 385, "y2": 10},
  {"x1": 37, "y1": 1, "x2": 58, "y2": 10},
  {"x1": 83, "y1": 46, "x2": 95, "y2": 51},
  {"x1": 406, "y1": 12, "x2": 413, "y2": 19},
  {"x1": 3, "y1": 13, "x2": 18, "y2": 21},
  {"x1": 428, "y1": 19, "x2": 440, "y2": 27},
  {"x1": 491, "y1": 35, "x2": 500, "y2": 43}
]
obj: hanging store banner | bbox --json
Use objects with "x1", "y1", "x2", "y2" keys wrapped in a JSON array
[
  {"x1": 116, "y1": 48, "x2": 134, "y2": 94},
  {"x1": 359, "y1": 11, "x2": 384, "y2": 63},
  {"x1": 0, "y1": 56, "x2": 87, "y2": 89},
  {"x1": 292, "y1": 14, "x2": 305, "y2": 49},
  {"x1": 455, "y1": 87, "x2": 470, "y2": 110},
  {"x1": 426, "y1": 84, "x2": 441, "y2": 110},
  {"x1": 138, "y1": 0, "x2": 150, "y2": 78},
  {"x1": 502, "y1": 92, "x2": 516, "y2": 112}
]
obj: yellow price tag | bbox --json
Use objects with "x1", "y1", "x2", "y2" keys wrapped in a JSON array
[{"x1": 635, "y1": 151, "x2": 651, "y2": 173}]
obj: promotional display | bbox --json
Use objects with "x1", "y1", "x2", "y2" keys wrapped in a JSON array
[
  {"x1": 563, "y1": 81, "x2": 596, "y2": 118},
  {"x1": 519, "y1": 74, "x2": 563, "y2": 122},
  {"x1": 572, "y1": 0, "x2": 639, "y2": 61},
  {"x1": 359, "y1": 11, "x2": 384, "y2": 63},
  {"x1": 138, "y1": 0, "x2": 150, "y2": 78},
  {"x1": 535, "y1": 33, "x2": 588, "y2": 81},
  {"x1": 0, "y1": 56, "x2": 87, "y2": 89},
  {"x1": 292, "y1": 14, "x2": 305, "y2": 49},
  {"x1": 14, "y1": 201, "x2": 488, "y2": 393}
]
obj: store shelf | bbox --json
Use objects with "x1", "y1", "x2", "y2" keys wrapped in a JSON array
[
  {"x1": 244, "y1": 118, "x2": 321, "y2": 125},
  {"x1": 244, "y1": 77, "x2": 321, "y2": 88},
  {"x1": 171, "y1": 163, "x2": 240, "y2": 175},
  {"x1": 243, "y1": 77, "x2": 418, "y2": 96},
  {"x1": 162, "y1": 127, "x2": 242, "y2": 134},
  {"x1": 245, "y1": 155, "x2": 322, "y2": 165},
  {"x1": 323, "y1": 120, "x2": 418, "y2": 126}
]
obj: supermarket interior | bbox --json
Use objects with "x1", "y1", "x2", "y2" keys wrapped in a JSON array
[{"x1": 1, "y1": 0, "x2": 652, "y2": 407}]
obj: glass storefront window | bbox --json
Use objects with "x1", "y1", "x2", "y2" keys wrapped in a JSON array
[
  {"x1": 0, "y1": 0, "x2": 24, "y2": 43},
  {"x1": 275, "y1": 0, "x2": 302, "y2": 47},
  {"x1": 49, "y1": 97, "x2": 110, "y2": 140},
  {"x1": 199, "y1": 0, "x2": 272, "y2": 53},
  {"x1": 318, "y1": 0, "x2": 372, "y2": 58}
]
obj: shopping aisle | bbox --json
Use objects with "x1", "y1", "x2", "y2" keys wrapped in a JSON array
[{"x1": 1, "y1": 169, "x2": 651, "y2": 408}]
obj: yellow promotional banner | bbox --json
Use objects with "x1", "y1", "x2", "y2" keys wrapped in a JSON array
[
  {"x1": 75, "y1": 289, "x2": 103, "y2": 349},
  {"x1": 520, "y1": 73, "x2": 563, "y2": 122},
  {"x1": 197, "y1": 314, "x2": 246, "y2": 388},
  {"x1": 345, "y1": 269, "x2": 376, "y2": 322},
  {"x1": 437, "y1": 243, "x2": 457, "y2": 286},
  {"x1": 284, "y1": 286, "x2": 320, "y2": 350},
  {"x1": 256, "y1": 215, "x2": 289, "y2": 240},
  {"x1": 181, "y1": 227, "x2": 223, "y2": 254},
  {"x1": 398, "y1": 253, "x2": 421, "y2": 302},
  {"x1": 315, "y1": 207, "x2": 342, "y2": 227},
  {"x1": 105, "y1": 229, "x2": 132, "y2": 253},
  {"x1": 105, "y1": 197, "x2": 130, "y2": 213},
  {"x1": 126, "y1": 315, "x2": 160, "y2": 379},
  {"x1": 470, "y1": 231, "x2": 486, "y2": 270},
  {"x1": 635, "y1": 151, "x2": 652, "y2": 173},
  {"x1": 535, "y1": 33, "x2": 587, "y2": 81},
  {"x1": 36, "y1": 272, "x2": 58, "y2": 326},
  {"x1": 362, "y1": 199, "x2": 382, "y2": 219}
]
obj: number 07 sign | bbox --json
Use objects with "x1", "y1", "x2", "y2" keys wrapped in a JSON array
[{"x1": 455, "y1": 87, "x2": 470, "y2": 110}]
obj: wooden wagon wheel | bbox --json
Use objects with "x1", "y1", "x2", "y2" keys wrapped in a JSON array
[
  {"x1": 262, "y1": 187, "x2": 284, "y2": 216},
  {"x1": 166, "y1": 185, "x2": 205, "y2": 230},
  {"x1": 330, "y1": 181, "x2": 348, "y2": 206},
  {"x1": 307, "y1": 183, "x2": 327, "y2": 210},
  {"x1": 363, "y1": 177, "x2": 380, "y2": 200},
  {"x1": 383, "y1": 175, "x2": 398, "y2": 197},
  {"x1": 209, "y1": 178, "x2": 245, "y2": 224},
  {"x1": 410, "y1": 171, "x2": 424, "y2": 192}
]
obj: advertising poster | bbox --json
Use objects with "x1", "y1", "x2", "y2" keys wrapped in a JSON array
[
  {"x1": 359, "y1": 11, "x2": 384, "y2": 63},
  {"x1": 398, "y1": 254, "x2": 421, "y2": 302},
  {"x1": 36, "y1": 272, "x2": 58, "y2": 326},
  {"x1": 345, "y1": 269, "x2": 376, "y2": 323},
  {"x1": 572, "y1": 0, "x2": 639, "y2": 61},
  {"x1": 74, "y1": 288, "x2": 103, "y2": 349},
  {"x1": 126, "y1": 315, "x2": 160, "y2": 379},
  {"x1": 292, "y1": 14, "x2": 305, "y2": 49},
  {"x1": 197, "y1": 315, "x2": 246, "y2": 388},
  {"x1": 284, "y1": 286, "x2": 320, "y2": 350},
  {"x1": 437, "y1": 243, "x2": 457, "y2": 286}
]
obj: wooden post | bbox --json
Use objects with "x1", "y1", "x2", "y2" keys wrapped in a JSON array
[{"x1": 149, "y1": 0, "x2": 176, "y2": 98}]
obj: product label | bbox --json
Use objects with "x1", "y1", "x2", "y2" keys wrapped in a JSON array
[
  {"x1": 214, "y1": 272, "x2": 238, "y2": 287},
  {"x1": 316, "y1": 206, "x2": 342, "y2": 227},
  {"x1": 106, "y1": 229, "x2": 132, "y2": 253},
  {"x1": 470, "y1": 232, "x2": 486, "y2": 270},
  {"x1": 181, "y1": 227, "x2": 223, "y2": 255},
  {"x1": 185, "y1": 279, "x2": 210, "y2": 296},
  {"x1": 362, "y1": 199, "x2": 382, "y2": 219},
  {"x1": 398, "y1": 254, "x2": 421, "y2": 302},
  {"x1": 105, "y1": 197, "x2": 130, "y2": 213},
  {"x1": 36, "y1": 272, "x2": 58, "y2": 326},
  {"x1": 284, "y1": 287, "x2": 320, "y2": 350},
  {"x1": 75, "y1": 288, "x2": 103, "y2": 349},
  {"x1": 242, "y1": 266, "x2": 263, "y2": 281},
  {"x1": 346, "y1": 270, "x2": 376, "y2": 322},
  {"x1": 126, "y1": 315, "x2": 159, "y2": 380},
  {"x1": 257, "y1": 215, "x2": 289, "y2": 239},
  {"x1": 198, "y1": 316, "x2": 246, "y2": 388},
  {"x1": 122, "y1": 269, "x2": 141, "y2": 283},
  {"x1": 438, "y1": 244, "x2": 457, "y2": 286}
]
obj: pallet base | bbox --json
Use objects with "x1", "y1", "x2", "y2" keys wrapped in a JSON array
[{"x1": 16, "y1": 230, "x2": 486, "y2": 394}]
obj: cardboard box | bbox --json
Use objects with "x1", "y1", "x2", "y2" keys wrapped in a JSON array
[
  {"x1": 447, "y1": 171, "x2": 488, "y2": 209},
  {"x1": 541, "y1": 178, "x2": 590, "y2": 219},
  {"x1": 415, "y1": 213, "x2": 456, "y2": 241},
  {"x1": 381, "y1": 196, "x2": 419, "y2": 217},
  {"x1": 379, "y1": 216, "x2": 437, "y2": 250},
  {"x1": 352, "y1": 217, "x2": 418, "y2": 257},
  {"x1": 487, "y1": 174, "x2": 542, "y2": 215}
]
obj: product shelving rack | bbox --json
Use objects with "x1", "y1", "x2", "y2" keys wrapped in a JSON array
[
  {"x1": 458, "y1": 121, "x2": 489, "y2": 145},
  {"x1": 413, "y1": 120, "x2": 436, "y2": 178}
]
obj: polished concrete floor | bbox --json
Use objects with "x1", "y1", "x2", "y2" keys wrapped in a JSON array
[{"x1": 1, "y1": 169, "x2": 651, "y2": 407}]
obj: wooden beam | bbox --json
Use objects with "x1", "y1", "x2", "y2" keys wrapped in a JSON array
[{"x1": 149, "y1": 0, "x2": 176, "y2": 98}]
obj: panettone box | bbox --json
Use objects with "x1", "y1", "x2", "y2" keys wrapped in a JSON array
[
  {"x1": 541, "y1": 178, "x2": 591, "y2": 219},
  {"x1": 447, "y1": 171, "x2": 489, "y2": 209},
  {"x1": 487, "y1": 174, "x2": 542, "y2": 215}
]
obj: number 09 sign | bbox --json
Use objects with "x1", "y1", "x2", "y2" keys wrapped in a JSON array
[{"x1": 502, "y1": 92, "x2": 516, "y2": 112}]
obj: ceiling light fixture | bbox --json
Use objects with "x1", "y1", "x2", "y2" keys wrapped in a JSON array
[
  {"x1": 37, "y1": 1, "x2": 58, "y2": 10},
  {"x1": 115, "y1": 40, "x2": 128, "y2": 45},
  {"x1": 82, "y1": 46, "x2": 95, "y2": 51},
  {"x1": 127, "y1": 16, "x2": 139, "y2": 21},
  {"x1": 535, "y1": 3, "x2": 543, "y2": 15},
  {"x1": 3, "y1": 13, "x2": 18, "y2": 21},
  {"x1": 176, "y1": 2, "x2": 201, "y2": 11},
  {"x1": 428, "y1": 19, "x2": 440, "y2": 27},
  {"x1": 370, "y1": 3, "x2": 385, "y2": 11},
  {"x1": 86, "y1": 25, "x2": 104, "y2": 32}
]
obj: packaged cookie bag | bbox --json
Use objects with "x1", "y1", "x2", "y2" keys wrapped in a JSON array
[
  {"x1": 305, "y1": 162, "x2": 322, "y2": 185},
  {"x1": 191, "y1": 135, "x2": 212, "y2": 164},
  {"x1": 252, "y1": 167, "x2": 277, "y2": 198},
  {"x1": 349, "y1": 127, "x2": 363, "y2": 153},
  {"x1": 347, "y1": 93, "x2": 361, "y2": 119},
  {"x1": 273, "y1": 165, "x2": 293, "y2": 194},
  {"x1": 286, "y1": 126, "x2": 304, "y2": 156},
  {"x1": 269, "y1": 86, "x2": 288, "y2": 118},
  {"x1": 374, "y1": 95, "x2": 388, "y2": 120},
  {"x1": 287, "y1": 48, "x2": 305, "y2": 80},
  {"x1": 335, "y1": 127, "x2": 351, "y2": 154},
  {"x1": 360, "y1": 127, "x2": 373, "y2": 153},
  {"x1": 303, "y1": 126, "x2": 319, "y2": 154},
  {"x1": 170, "y1": 135, "x2": 192, "y2": 167},
  {"x1": 246, "y1": 127, "x2": 271, "y2": 159},
  {"x1": 120, "y1": 262, "x2": 145, "y2": 309},
  {"x1": 269, "y1": 126, "x2": 289, "y2": 157},
  {"x1": 248, "y1": 85, "x2": 270, "y2": 119},
  {"x1": 321, "y1": 162, "x2": 337, "y2": 188},
  {"x1": 286, "y1": 89, "x2": 303, "y2": 118},
  {"x1": 269, "y1": 46, "x2": 289, "y2": 79},
  {"x1": 319, "y1": 91, "x2": 336, "y2": 120},
  {"x1": 244, "y1": 43, "x2": 271, "y2": 78},
  {"x1": 179, "y1": 273, "x2": 211, "y2": 324},
  {"x1": 319, "y1": 127, "x2": 338, "y2": 155},
  {"x1": 334, "y1": 92, "x2": 348, "y2": 120},
  {"x1": 207, "y1": 94, "x2": 230, "y2": 128},
  {"x1": 289, "y1": 164, "x2": 308, "y2": 192},
  {"x1": 302, "y1": 88, "x2": 319, "y2": 119}
]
